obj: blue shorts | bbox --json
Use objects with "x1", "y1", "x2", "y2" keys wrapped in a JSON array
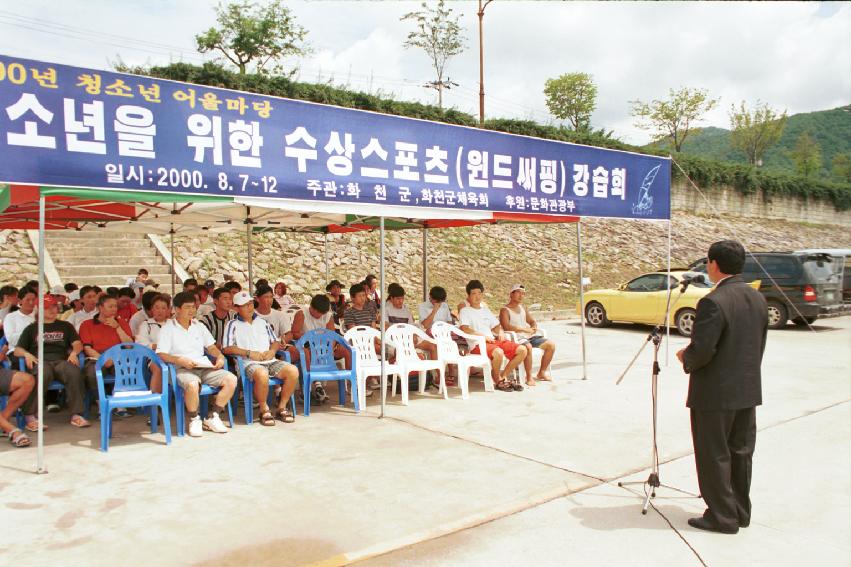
[{"x1": 527, "y1": 336, "x2": 548, "y2": 348}]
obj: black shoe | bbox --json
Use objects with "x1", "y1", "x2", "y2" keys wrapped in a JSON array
[
  {"x1": 687, "y1": 516, "x2": 738, "y2": 534},
  {"x1": 739, "y1": 518, "x2": 750, "y2": 528}
]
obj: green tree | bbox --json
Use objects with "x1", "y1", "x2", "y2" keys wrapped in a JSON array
[
  {"x1": 401, "y1": 0, "x2": 466, "y2": 109},
  {"x1": 791, "y1": 132, "x2": 822, "y2": 177},
  {"x1": 543, "y1": 73, "x2": 597, "y2": 131},
  {"x1": 195, "y1": 0, "x2": 308, "y2": 75},
  {"x1": 831, "y1": 153, "x2": 851, "y2": 183},
  {"x1": 728, "y1": 101, "x2": 787, "y2": 166},
  {"x1": 630, "y1": 87, "x2": 719, "y2": 152}
]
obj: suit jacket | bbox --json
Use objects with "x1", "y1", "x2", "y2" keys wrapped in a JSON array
[{"x1": 683, "y1": 275, "x2": 768, "y2": 410}]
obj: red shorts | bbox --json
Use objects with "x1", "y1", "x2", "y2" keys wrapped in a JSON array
[{"x1": 471, "y1": 339, "x2": 520, "y2": 360}]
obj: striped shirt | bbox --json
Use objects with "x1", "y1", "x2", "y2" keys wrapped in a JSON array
[
  {"x1": 200, "y1": 310, "x2": 235, "y2": 348},
  {"x1": 344, "y1": 302, "x2": 377, "y2": 330}
]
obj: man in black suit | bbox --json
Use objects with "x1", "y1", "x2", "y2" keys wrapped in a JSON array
[{"x1": 677, "y1": 240, "x2": 768, "y2": 534}]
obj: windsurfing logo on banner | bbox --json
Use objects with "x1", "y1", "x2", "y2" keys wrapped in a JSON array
[{"x1": 631, "y1": 164, "x2": 661, "y2": 217}]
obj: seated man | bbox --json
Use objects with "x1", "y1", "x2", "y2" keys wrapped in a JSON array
[
  {"x1": 499, "y1": 284, "x2": 557, "y2": 385},
  {"x1": 325, "y1": 280, "x2": 346, "y2": 327},
  {"x1": 291, "y1": 294, "x2": 351, "y2": 404},
  {"x1": 135, "y1": 293, "x2": 171, "y2": 394},
  {"x1": 156, "y1": 291, "x2": 237, "y2": 437},
  {"x1": 254, "y1": 284, "x2": 292, "y2": 349},
  {"x1": 182, "y1": 278, "x2": 198, "y2": 293},
  {"x1": 343, "y1": 283, "x2": 378, "y2": 331},
  {"x1": 69, "y1": 285, "x2": 99, "y2": 331},
  {"x1": 79, "y1": 294, "x2": 136, "y2": 417},
  {"x1": 3, "y1": 287, "x2": 36, "y2": 349},
  {"x1": 14, "y1": 295, "x2": 90, "y2": 428},
  {"x1": 223, "y1": 291, "x2": 299, "y2": 425},
  {"x1": 459, "y1": 280, "x2": 526, "y2": 392},
  {"x1": 200, "y1": 287, "x2": 235, "y2": 351},
  {"x1": 130, "y1": 290, "x2": 163, "y2": 337},
  {"x1": 195, "y1": 286, "x2": 215, "y2": 319},
  {"x1": 0, "y1": 360, "x2": 35, "y2": 447}
]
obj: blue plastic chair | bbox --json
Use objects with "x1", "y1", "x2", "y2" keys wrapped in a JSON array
[
  {"x1": 168, "y1": 360, "x2": 235, "y2": 436},
  {"x1": 95, "y1": 343, "x2": 171, "y2": 452},
  {"x1": 233, "y1": 350, "x2": 296, "y2": 424},
  {"x1": 295, "y1": 328, "x2": 358, "y2": 416},
  {"x1": 0, "y1": 337, "x2": 26, "y2": 430}
]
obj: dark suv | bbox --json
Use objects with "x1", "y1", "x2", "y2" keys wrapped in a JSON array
[{"x1": 688, "y1": 252, "x2": 843, "y2": 329}]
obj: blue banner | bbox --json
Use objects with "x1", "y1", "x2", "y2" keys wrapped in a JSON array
[{"x1": 0, "y1": 55, "x2": 670, "y2": 219}]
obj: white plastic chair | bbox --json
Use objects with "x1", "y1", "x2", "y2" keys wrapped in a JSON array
[
  {"x1": 344, "y1": 325, "x2": 401, "y2": 410},
  {"x1": 431, "y1": 321, "x2": 493, "y2": 399},
  {"x1": 385, "y1": 323, "x2": 444, "y2": 405},
  {"x1": 505, "y1": 328, "x2": 548, "y2": 382}
]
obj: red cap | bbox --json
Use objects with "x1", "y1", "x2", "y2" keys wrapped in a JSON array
[{"x1": 42, "y1": 294, "x2": 59, "y2": 309}]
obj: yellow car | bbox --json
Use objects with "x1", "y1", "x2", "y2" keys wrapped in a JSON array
[{"x1": 578, "y1": 271, "x2": 713, "y2": 336}]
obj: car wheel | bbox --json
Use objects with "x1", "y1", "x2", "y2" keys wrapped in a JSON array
[
  {"x1": 766, "y1": 300, "x2": 788, "y2": 329},
  {"x1": 585, "y1": 302, "x2": 610, "y2": 327},
  {"x1": 792, "y1": 316, "x2": 817, "y2": 326},
  {"x1": 675, "y1": 308, "x2": 696, "y2": 337}
]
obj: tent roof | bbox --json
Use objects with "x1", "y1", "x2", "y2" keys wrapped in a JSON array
[{"x1": 0, "y1": 185, "x2": 578, "y2": 233}]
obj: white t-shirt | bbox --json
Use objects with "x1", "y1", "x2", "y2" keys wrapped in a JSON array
[
  {"x1": 256, "y1": 308, "x2": 291, "y2": 339},
  {"x1": 0, "y1": 305, "x2": 12, "y2": 325},
  {"x1": 196, "y1": 303, "x2": 215, "y2": 320},
  {"x1": 3, "y1": 309, "x2": 35, "y2": 347},
  {"x1": 382, "y1": 302, "x2": 414, "y2": 325},
  {"x1": 156, "y1": 318, "x2": 215, "y2": 365},
  {"x1": 136, "y1": 317, "x2": 165, "y2": 349},
  {"x1": 299, "y1": 306, "x2": 332, "y2": 332},
  {"x1": 459, "y1": 305, "x2": 500, "y2": 340},
  {"x1": 223, "y1": 315, "x2": 278, "y2": 365},
  {"x1": 417, "y1": 301, "x2": 453, "y2": 328},
  {"x1": 275, "y1": 294, "x2": 295, "y2": 308},
  {"x1": 69, "y1": 308, "x2": 98, "y2": 331},
  {"x1": 129, "y1": 309, "x2": 149, "y2": 337}
]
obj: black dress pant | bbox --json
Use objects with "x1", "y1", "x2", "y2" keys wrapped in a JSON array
[{"x1": 690, "y1": 407, "x2": 756, "y2": 530}]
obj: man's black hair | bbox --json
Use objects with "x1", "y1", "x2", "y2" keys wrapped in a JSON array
[
  {"x1": 212, "y1": 287, "x2": 231, "y2": 300},
  {"x1": 223, "y1": 281, "x2": 242, "y2": 293},
  {"x1": 79, "y1": 285, "x2": 96, "y2": 298},
  {"x1": 64, "y1": 282, "x2": 79, "y2": 293},
  {"x1": 92, "y1": 286, "x2": 103, "y2": 294},
  {"x1": 310, "y1": 293, "x2": 331, "y2": 314},
  {"x1": 255, "y1": 278, "x2": 269, "y2": 288},
  {"x1": 17, "y1": 286, "x2": 36, "y2": 300},
  {"x1": 173, "y1": 291, "x2": 197, "y2": 309},
  {"x1": 254, "y1": 284, "x2": 274, "y2": 297},
  {"x1": 465, "y1": 279, "x2": 484, "y2": 295},
  {"x1": 141, "y1": 290, "x2": 162, "y2": 311},
  {"x1": 708, "y1": 240, "x2": 746, "y2": 275},
  {"x1": 0, "y1": 285, "x2": 18, "y2": 298},
  {"x1": 429, "y1": 286, "x2": 447, "y2": 302},
  {"x1": 106, "y1": 286, "x2": 120, "y2": 297},
  {"x1": 364, "y1": 274, "x2": 377, "y2": 285},
  {"x1": 24, "y1": 280, "x2": 38, "y2": 290},
  {"x1": 183, "y1": 278, "x2": 198, "y2": 288},
  {"x1": 138, "y1": 268, "x2": 149, "y2": 276},
  {"x1": 387, "y1": 283, "x2": 405, "y2": 298},
  {"x1": 349, "y1": 283, "x2": 366, "y2": 298},
  {"x1": 117, "y1": 287, "x2": 135, "y2": 299}
]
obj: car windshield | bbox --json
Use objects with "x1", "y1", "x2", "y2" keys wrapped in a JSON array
[{"x1": 802, "y1": 256, "x2": 838, "y2": 283}]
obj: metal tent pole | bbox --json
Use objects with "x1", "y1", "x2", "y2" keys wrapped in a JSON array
[
  {"x1": 666, "y1": 219, "x2": 672, "y2": 365},
  {"x1": 577, "y1": 220, "x2": 587, "y2": 380},
  {"x1": 170, "y1": 224, "x2": 176, "y2": 297},
  {"x1": 324, "y1": 232, "x2": 330, "y2": 283},
  {"x1": 422, "y1": 228, "x2": 429, "y2": 302},
  {"x1": 246, "y1": 207, "x2": 254, "y2": 295},
  {"x1": 36, "y1": 195, "x2": 46, "y2": 473},
  {"x1": 379, "y1": 217, "x2": 386, "y2": 418}
]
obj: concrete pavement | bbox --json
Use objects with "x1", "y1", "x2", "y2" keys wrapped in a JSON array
[{"x1": 1, "y1": 315, "x2": 848, "y2": 566}]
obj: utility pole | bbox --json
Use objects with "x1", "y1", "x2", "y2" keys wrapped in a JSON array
[{"x1": 477, "y1": 0, "x2": 494, "y2": 126}]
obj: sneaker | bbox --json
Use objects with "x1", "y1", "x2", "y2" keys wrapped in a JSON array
[
  {"x1": 314, "y1": 384, "x2": 329, "y2": 404},
  {"x1": 188, "y1": 416, "x2": 203, "y2": 437},
  {"x1": 113, "y1": 408, "x2": 132, "y2": 418},
  {"x1": 47, "y1": 404, "x2": 61, "y2": 413},
  {"x1": 203, "y1": 412, "x2": 228, "y2": 433}
]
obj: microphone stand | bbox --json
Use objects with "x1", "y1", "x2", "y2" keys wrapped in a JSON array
[{"x1": 616, "y1": 277, "x2": 701, "y2": 514}]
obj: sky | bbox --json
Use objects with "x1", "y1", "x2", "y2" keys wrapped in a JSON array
[{"x1": 0, "y1": 0, "x2": 848, "y2": 145}]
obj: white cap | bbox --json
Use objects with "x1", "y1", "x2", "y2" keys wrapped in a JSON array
[
  {"x1": 51, "y1": 285, "x2": 66, "y2": 296},
  {"x1": 232, "y1": 291, "x2": 253, "y2": 306},
  {"x1": 510, "y1": 284, "x2": 526, "y2": 293},
  {"x1": 68, "y1": 290, "x2": 80, "y2": 302}
]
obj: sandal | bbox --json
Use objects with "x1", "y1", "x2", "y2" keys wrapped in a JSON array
[
  {"x1": 496, "y1": 380, "x2": 514, "y2": 392},
  {"x1": 511, "y1": 381, "x2": 524, "y2": 391},
  {"x1": 259, "y1": 411, "x2": 276, "y2": 426},
  {"x1": 70, "y1": 415, "x2": 91, "y2": 428},
  {"x1": 275, "y1": 408, "x2": 295, "y2": 423},
  {"x1": 25, "y1": 419, "x2": 47, "y2": 432},
  {"x1": 8, "y1": 428, "x2": 30, "y2": 447}
]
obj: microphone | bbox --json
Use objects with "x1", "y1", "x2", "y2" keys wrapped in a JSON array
[{"x1": 679, "y1": 273, "x2": 705, "y2": 292}]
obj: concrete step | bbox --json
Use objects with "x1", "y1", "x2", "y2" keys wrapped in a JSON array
[
  {"x1": 51, "y1": 254, "x2": 166, "y2": 266},
  {"x1": 57, "y1": 266, "x2": 174, "y2": 279},
  {"x1": 60, "y1": 275, "x2": 177, "y2": 287},
  {"x1": 49, "y1": 231, "x2": 150, "y2": 241},
  {"x1": 47, "y1": 239, "x2": 155, "y2": 249}
]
